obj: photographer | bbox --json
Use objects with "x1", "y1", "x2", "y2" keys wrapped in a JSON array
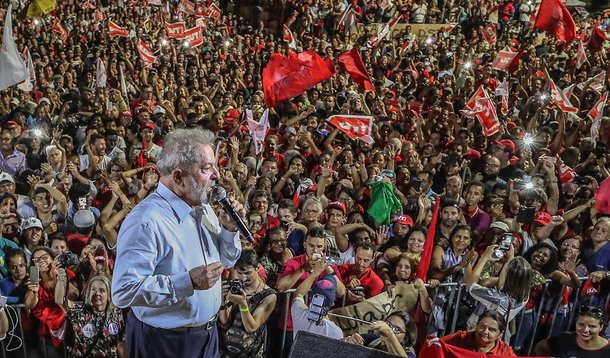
[
  {"x1": 25, "y1": 246, "x2": 79, "y2": 349},
  {"x1": 219, "y1": 250, "x2": 277, "y2": 357}
]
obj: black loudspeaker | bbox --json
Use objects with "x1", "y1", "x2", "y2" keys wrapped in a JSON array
[{"x1": 288, "y1": 331, "x2": 400, "y2": 358}]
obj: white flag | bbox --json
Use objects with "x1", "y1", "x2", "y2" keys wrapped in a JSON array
[
  {"x1": 248, "y1": 108, "x2": 269, "y2": 155},
  {"x1": 17, "y1": 47, "x2": 35, "y2": 92},
  {"x1": 96, "y1": 57, "x2": 107, "y2": 88},
  {"x1": 0, "y1": 4, "x2": 29, "y2": 91},
  {"x1": 575, "y1": 40, "x2": 586, "y2": 69}
]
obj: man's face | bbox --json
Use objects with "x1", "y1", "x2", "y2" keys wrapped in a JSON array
[
  {"x1": 2, "y1": 216, "x2": 19, "y2": 239},
  {"x1": 304, "y1": 236, "x2": 325, "y2": 258},
  {"x1": 261, "y1": 161, "x2": 279, "y2": 179},
  {"x1": 105, "y1": 135, "x2": 118, "y2": 151},
  {"x1": 24, "y1": 227, "x2": 43, "y2": 246},
  {"x1": 33, "y1": 192, "x2": 52, "y2": 213},
  {"x1": 445, "y1": 178, "x2": 461, "y2": 198},
  {"x1": 277, "y1": 208, "x2": 295, "y2": 226},
  {"x1": 193, "y1": 101, "x2": 205, "y2": 115},
  {"x1": 354, "y1": 247, "x2": 374, "y2": 274},
  {"x1": 484, "y1": 157, "x2": 501, "y2": 176},
  {"x1": 141, "y1": 128, "x2": 154, "y2": 143},
  {"x1": 8, "y1": 255, "x2": 26, "y2": 281},
  {"x1": 441, "y1": 206, "x2": 459, "y2": 228},
  {"x1": 591, "y1": 220, "x2": 610, "y2": 245},
  {"x1": 264, "y1": 138, "x2": 278, "y2": 154},
  {"x1": 252, "y1": 196, "x2": 269, "y2": 216},
  {"x1": 182, "y1": 144, "x2": 220, "y2": 206},
  {"x1": 0, "y1": 181, "x2": 15, "y2": 194},
  {"x1": 0, "y1": 132, "x2": 13, "y2": 152},
  {"x1": 236, "y1": 266, "x2": 258, "y2": 288},
  {"x1": 93, "y1": 138, "x2": 106, "y2": 156},
  {"x1": 393, "y1": 222, "x2": 410, "y2": 239}
]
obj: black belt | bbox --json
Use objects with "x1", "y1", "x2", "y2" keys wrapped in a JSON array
[{"x1": 157, "y1": 314, "x2": 218, "y2": 333}]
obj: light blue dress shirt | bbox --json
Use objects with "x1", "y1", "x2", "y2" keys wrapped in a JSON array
[{"x1": 112, "y1": 182, "x2": 241, "y2": 328}]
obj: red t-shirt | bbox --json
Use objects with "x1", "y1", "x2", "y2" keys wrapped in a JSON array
[
  {"x1": 336, "y1": 264, "x2": 384, "y2": 298},
  {"x1": 441, "y1": 330, "x2": 516, "y2": 356}
]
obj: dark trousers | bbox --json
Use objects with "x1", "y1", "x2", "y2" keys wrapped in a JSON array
[{"x1": 126, "y1": 311, "x2": 220, "y2": 358}]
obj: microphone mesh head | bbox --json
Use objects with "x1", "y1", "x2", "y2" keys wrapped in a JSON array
[{"x1": 211, "y1": 186, "x2": 227, "y2": 201}]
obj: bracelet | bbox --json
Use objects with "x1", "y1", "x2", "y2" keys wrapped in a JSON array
[{"x1": 239, "y1": 307, "x2": 249, "y2": 312}]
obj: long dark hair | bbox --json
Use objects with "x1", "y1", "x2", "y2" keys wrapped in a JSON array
[{"x1": 523, "y1": 242, "x2": 559, "y2": 276}]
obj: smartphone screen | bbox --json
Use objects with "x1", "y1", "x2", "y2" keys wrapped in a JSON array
[
  {"x1": 307, "y1": 294, "x2": 326, "y2": 322},
  {"x1": 30, "y1": 266, "x2": 40, "y2": 285}
]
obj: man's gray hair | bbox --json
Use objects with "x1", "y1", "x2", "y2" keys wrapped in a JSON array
[{"x1": 157, "y1": 128, "x2": 216, "y2": 175}]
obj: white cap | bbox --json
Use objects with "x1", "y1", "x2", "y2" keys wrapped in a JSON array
[
  {"x1": 74, "y1": 209, "x2": 96, "y2": 228},
  {"x1": 22, "y1": 217, "x2": 43, "y2": 231},
  {"x1": 0, "y1": 172, "x2": 15, "y2": 184},
  {"x1": 153, "y1": 106, "x2": 166, "y2": 115}
]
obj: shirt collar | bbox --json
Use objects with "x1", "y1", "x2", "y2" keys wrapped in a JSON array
[{"x1": 156, "y1": 182, "x2": 193, "y2": 223}]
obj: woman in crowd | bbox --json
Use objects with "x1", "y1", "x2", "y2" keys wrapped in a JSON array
[
  {"x1": 536, "y1": 306, "x2": 610, "y2": 357},
  {"x1": 63, "y1": 275, "x2": 126, "y2": 357},
  {"x1": 429, "y1": 224, "x2": 477, "y2": 283},
  {"x1": 441, "y1": 311, "x2": 516, "y2": 356},
  {"x1": 257, "y1": 226, "x2": 293, "y2": 290}
]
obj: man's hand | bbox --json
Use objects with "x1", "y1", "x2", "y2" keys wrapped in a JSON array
[
  {"x1": 189, "y1": 262, "x2": 224, "y2": 290},
  {"x1": 218, "y1": 197, "x2": 246, "y2": 232}
]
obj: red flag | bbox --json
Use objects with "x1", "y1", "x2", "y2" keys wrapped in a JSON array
[
  {"x1": 367, "y1": 15, "x2": 399, "y2": 48},
  {"x1": 482, "y1": 23, "x2": 497, "y2": 45},
  {"x1": 461, "y1": 87, "x2": 501, "y2": 136},
  {"x1": 506, "y1": 46, "x2": 525, "y2": 73},
  {"x1": 165, "y1": 22, "x2": 186, "y2": 39},
  {"x1": 94, "y1": 10, "x2": 106, "y2": 22},
  {"x1": 137, "y1": 40, "x2": 157, "y2": 67},
  {"x1": 587, "y1": 21, "x2": 607, "y2": 52},
  {"x1": 534, "y1": 0, "x2": 576, "y2": 44},
  {"x1": 588, "y1": 92, "x2": 607, "y2": 121},
  {"x1": 108, "y1": 21, "x2": 128, "y2": 38},
  {"x1": 338, "y1": 48, "x2": 375, "y2": 92},
  {"x1": 420, "y1": 336, "x2": 550, "y2": 358},
  {"x1": 416, "y1": 198, "x2": 440, "y2": 280},
  {"x1": 326, "y1": 115, "x2": 374, "y2": 144},
  {"x1": 179, "y1": 27, "x2": 204, "y2": 47},
  {"x1": 549, "y1": 78, "x2": 578, "y2": 113},
  {"x1": 283, "y1": 25, "x2": 297, "y2": 49},
  {"x1": 53, "y1": 18, "x2": 68, "y2": 42},
  {"x1": 595, "y1": 177, "x2": 610, "y2": 215},
  {"x1": 178, "y1": 0, "x2": 195, "y2": 14},
  {"x1": 491, "y1": 50, "x2": 517, "y2": 71},
  {"x1": 557, "y1": 157, "x2": 576, "y2": 184},
  {"x1": 262, "y1": 51, "x2": 334, "y2": 108},
  {"x1": 203, "y1": 3, "x2": 222, "y2": 19},
  {"x1": 83, "y1": 1, "x2": 95, "y2": 9},
  {"x1": 400, "y1": 37, "x2": 416, "y2": 55}
]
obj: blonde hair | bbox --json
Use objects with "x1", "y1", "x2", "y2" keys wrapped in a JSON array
[{"x1": 84, "y1": 275, "x2": 115, "y2": 312}]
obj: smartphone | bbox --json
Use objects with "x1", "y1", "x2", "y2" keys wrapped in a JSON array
[
  {"x1": 307, "y1": 293, "x2": 327, "y2": 323},
  {"x1": 349, "y1": 286, "x2": 365, "y2": 294},
  {"x1": 516, "y1": 206, "x2": 536, "y2": 225},
  {"x1": 499, "y1": 233, "x2": 513, "y2": 250},
  {"x1": 573, "y1": 176, "x2": 590, "y2": 185},
  {"x1": 30, "y1": 266, "x2": 40, "y2": 285},
  {"x1": 78, "y1": 197, "x2": 87, "y2": 210},
  {"x1": 544, "y1": 156, "x2": 557, "y2": 165},
  {"x1": 411, "y1": 177, "x2": 422, "y2": 192},
  {"x1": 312, "y1": 253, "x2": 322, "y2": 261}
]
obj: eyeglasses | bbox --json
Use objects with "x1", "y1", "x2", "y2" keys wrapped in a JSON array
[
  {"x1": 32, "y1": 255, "x2": 50, "y2": 263},
  {"x1": 385, "y1": 320, "x2": 405, "y2": 335},
  {"x1": 561, "y1": 243, "x2": 580, "y2": 250},
  {"x1": 578, "y1": 306, "x2": 604, "y2": 319},
  {"x1": 303, "y1": 208, "x2": 321, "y2": 214},
  {"x1": 271, "y1": 239, "x2": 287, "y2": 245}
]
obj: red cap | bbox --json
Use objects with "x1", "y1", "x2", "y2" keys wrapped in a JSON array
[
  {"x1": 393, "y1": 214, "x2": 414, "y2": 227},
  {"x1": 139, "y1": 121, "x2": 155, "y2": 132},
  {"x1": 225, "y1": 108, "x2": 240, "y2": 121},
  {"x1": 3, "y1": 121, "x2": 19, "y2": 129},
  {"x1": 121, "y1": 110, "x2": 132, "y2": 117},
  {"x1": 495, "y1": 139, "x2": 516, "y2": 154},
  {"x1": 533, "y1": 211, "x2": 552, "y2": 226},
  {"x1": 327, "y1": 201, "x2": 346, "y2": 215}
]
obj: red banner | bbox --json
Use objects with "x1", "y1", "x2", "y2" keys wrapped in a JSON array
[
  {"x1": 137, "y1": 40, "x2": 156, "y2": 67},
  {"x1": 180, "y1": 27, "x2": 203, "y2": 47},
  {"x1": 195, "y1": 3, "x2": 221, "y2": 19},
  {"x1": 420, "y1": 336, "x2": 550, "y2": 358},
  {"x1": 53, "y1": 18, "x2": 68, "y2": 42},
  {"x1": 483, "y1": 23, "x2": 497, "y2": 45},
  {"x1": 283, "y1": 25, "x2": 297, "y2": 49},
  {"x1": 178, "y1": 0, "x2": 195, "y2": 14},
  {"x1": 164, "y1": 22, "x2": 186, "y2": 39},
  {"x1": 94, "y1": 10, "x2": 106, "y2": 22},
  {"x1": 108, "y1": 21, "x2": 128, "y2": 38},
  {"x1": 461, "y1": 86, "x2": 500, "y2": 136},
  {"x1": 549, "y1": 78, "x2": 578, "y2": 113},
  {"x1": 491, "y1": 50, "x2": 517, "y2": 71},
  {"x1": 327, "y1": 115, "x2": 374, "y2": 144}
]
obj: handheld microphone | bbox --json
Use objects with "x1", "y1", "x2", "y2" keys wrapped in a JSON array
[{"x1": 211, "y1": 186, "x2": 255, "y2": 243}]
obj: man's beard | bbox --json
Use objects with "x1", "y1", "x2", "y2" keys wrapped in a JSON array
[{"x1": 186, "y1": 175, "x2": 214, "y2": 205}]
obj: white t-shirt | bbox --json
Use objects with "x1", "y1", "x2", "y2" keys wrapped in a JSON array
[{"x1": 291, "y1": 296, "x2": 343, "y2": 340}]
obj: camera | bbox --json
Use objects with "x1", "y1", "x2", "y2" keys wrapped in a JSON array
[
  {"x1": 58, "y1": 252, "x2": 80, "y2": 267},
  {"x1": 492, "y1": 234, "x2": 513, "y2": 261},
  {"x1": 228, "y1": 279, "x2": 243, "y2": 295}
]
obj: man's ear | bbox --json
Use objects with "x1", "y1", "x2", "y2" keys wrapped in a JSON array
[{"x1": 172, "y1": 169, "x2": 184, "y2": 185}]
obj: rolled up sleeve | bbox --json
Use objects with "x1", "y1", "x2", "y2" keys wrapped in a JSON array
[{"x1": 112, "y1": 221, "x2": 195, "y2": 308}]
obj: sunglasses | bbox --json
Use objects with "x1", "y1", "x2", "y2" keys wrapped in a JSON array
[{"x1": 578, "y1": 306, "x2": 604, "y2": 319}]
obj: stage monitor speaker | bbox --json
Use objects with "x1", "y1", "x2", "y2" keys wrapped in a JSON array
[{"x1": 288, "y1": 331, "x2": 401, "y2": 358}]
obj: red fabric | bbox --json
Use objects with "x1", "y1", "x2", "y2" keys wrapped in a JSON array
[
  {"x1": 262, "y1": 51, "x2": 335, "y2": 108},
  {"x1": 336, "y1": 265, "x2": 384, "y2": 298},
  {"x1": 587, "y1": 21, "x2": 607, "y2": 52},
  {"x1": 338, "y1": 48, "x2": 375, "y2": 92},
  {"x1": 421, "y1": 335, "x2": 547, "y2": 358},
  {"x1": 32, "y1": 270, "x2": 76, "y2": 347},
  {"x1": 416, "y1": 198, "x2": 440, "y2": 280},
  {"x1": 594, "y1": 176, "x2": 610, "y2": 215},
  {"x1": 534, "y1": 0, "x2": 576, "y2": 44},
  {"x1": 506, "y1": 45, "x2": 525, "y2": 73}
]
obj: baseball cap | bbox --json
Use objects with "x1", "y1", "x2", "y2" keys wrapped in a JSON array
[
  {"x1": 393, "y1": 214, "x2": 414, "y2": 227},
  {"x1": 153, "y1": 106, "x2": 166, "y2": 115},
  {"x1": 0, "y1": 172, "x2": 15, "y2": 184},
  {"x1": 225, "y1": 108, "x2": 240, "y2": 121},
  {"x1": 489, "y1": 221, "x2": 510, "y2": 232},
  {"x1": 338, "y1": 179, "x2": 354, "y2": 190},
  {"x1": 38, "y1": 97, "x2": 51, "y2": 105},
  {"x1": 121, "y1": 110, "x2": 132, "y2": 117},
  {"x1": 495, "y1": 139, "x2": 516, "y2": 154},
  {"x1": 74, "y1": 209, "x2": 96, "y2": 228},
  {"x1": 310, "y1": 274, "x2": 337, "y2": 309},
  {"x1": 380, "y1": 169, "x2": 396, "y2": 180},
  {"x1": 3, "y1": 121, "x2": 19, "y2": 130},
  {"x1": 139, "y1": 122, "x2": 155, "y2": 132},
  {"x1": 22, "y1": 217, "x2": 43, "y2": 231},
  {"x1": 327, "y1": 201, "x2": 346, "y2": 215},
  {"x1": 533, "y1": 211, "x2": 552, "y2": 226}
]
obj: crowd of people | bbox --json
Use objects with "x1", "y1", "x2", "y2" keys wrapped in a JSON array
[{"x1": 0, "y1": 0, "x2": 609, "y2": 357}]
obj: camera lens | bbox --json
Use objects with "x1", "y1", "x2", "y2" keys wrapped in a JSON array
[{"x1": 491, "y1": 249, "x2": 505, "y2": 261}]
